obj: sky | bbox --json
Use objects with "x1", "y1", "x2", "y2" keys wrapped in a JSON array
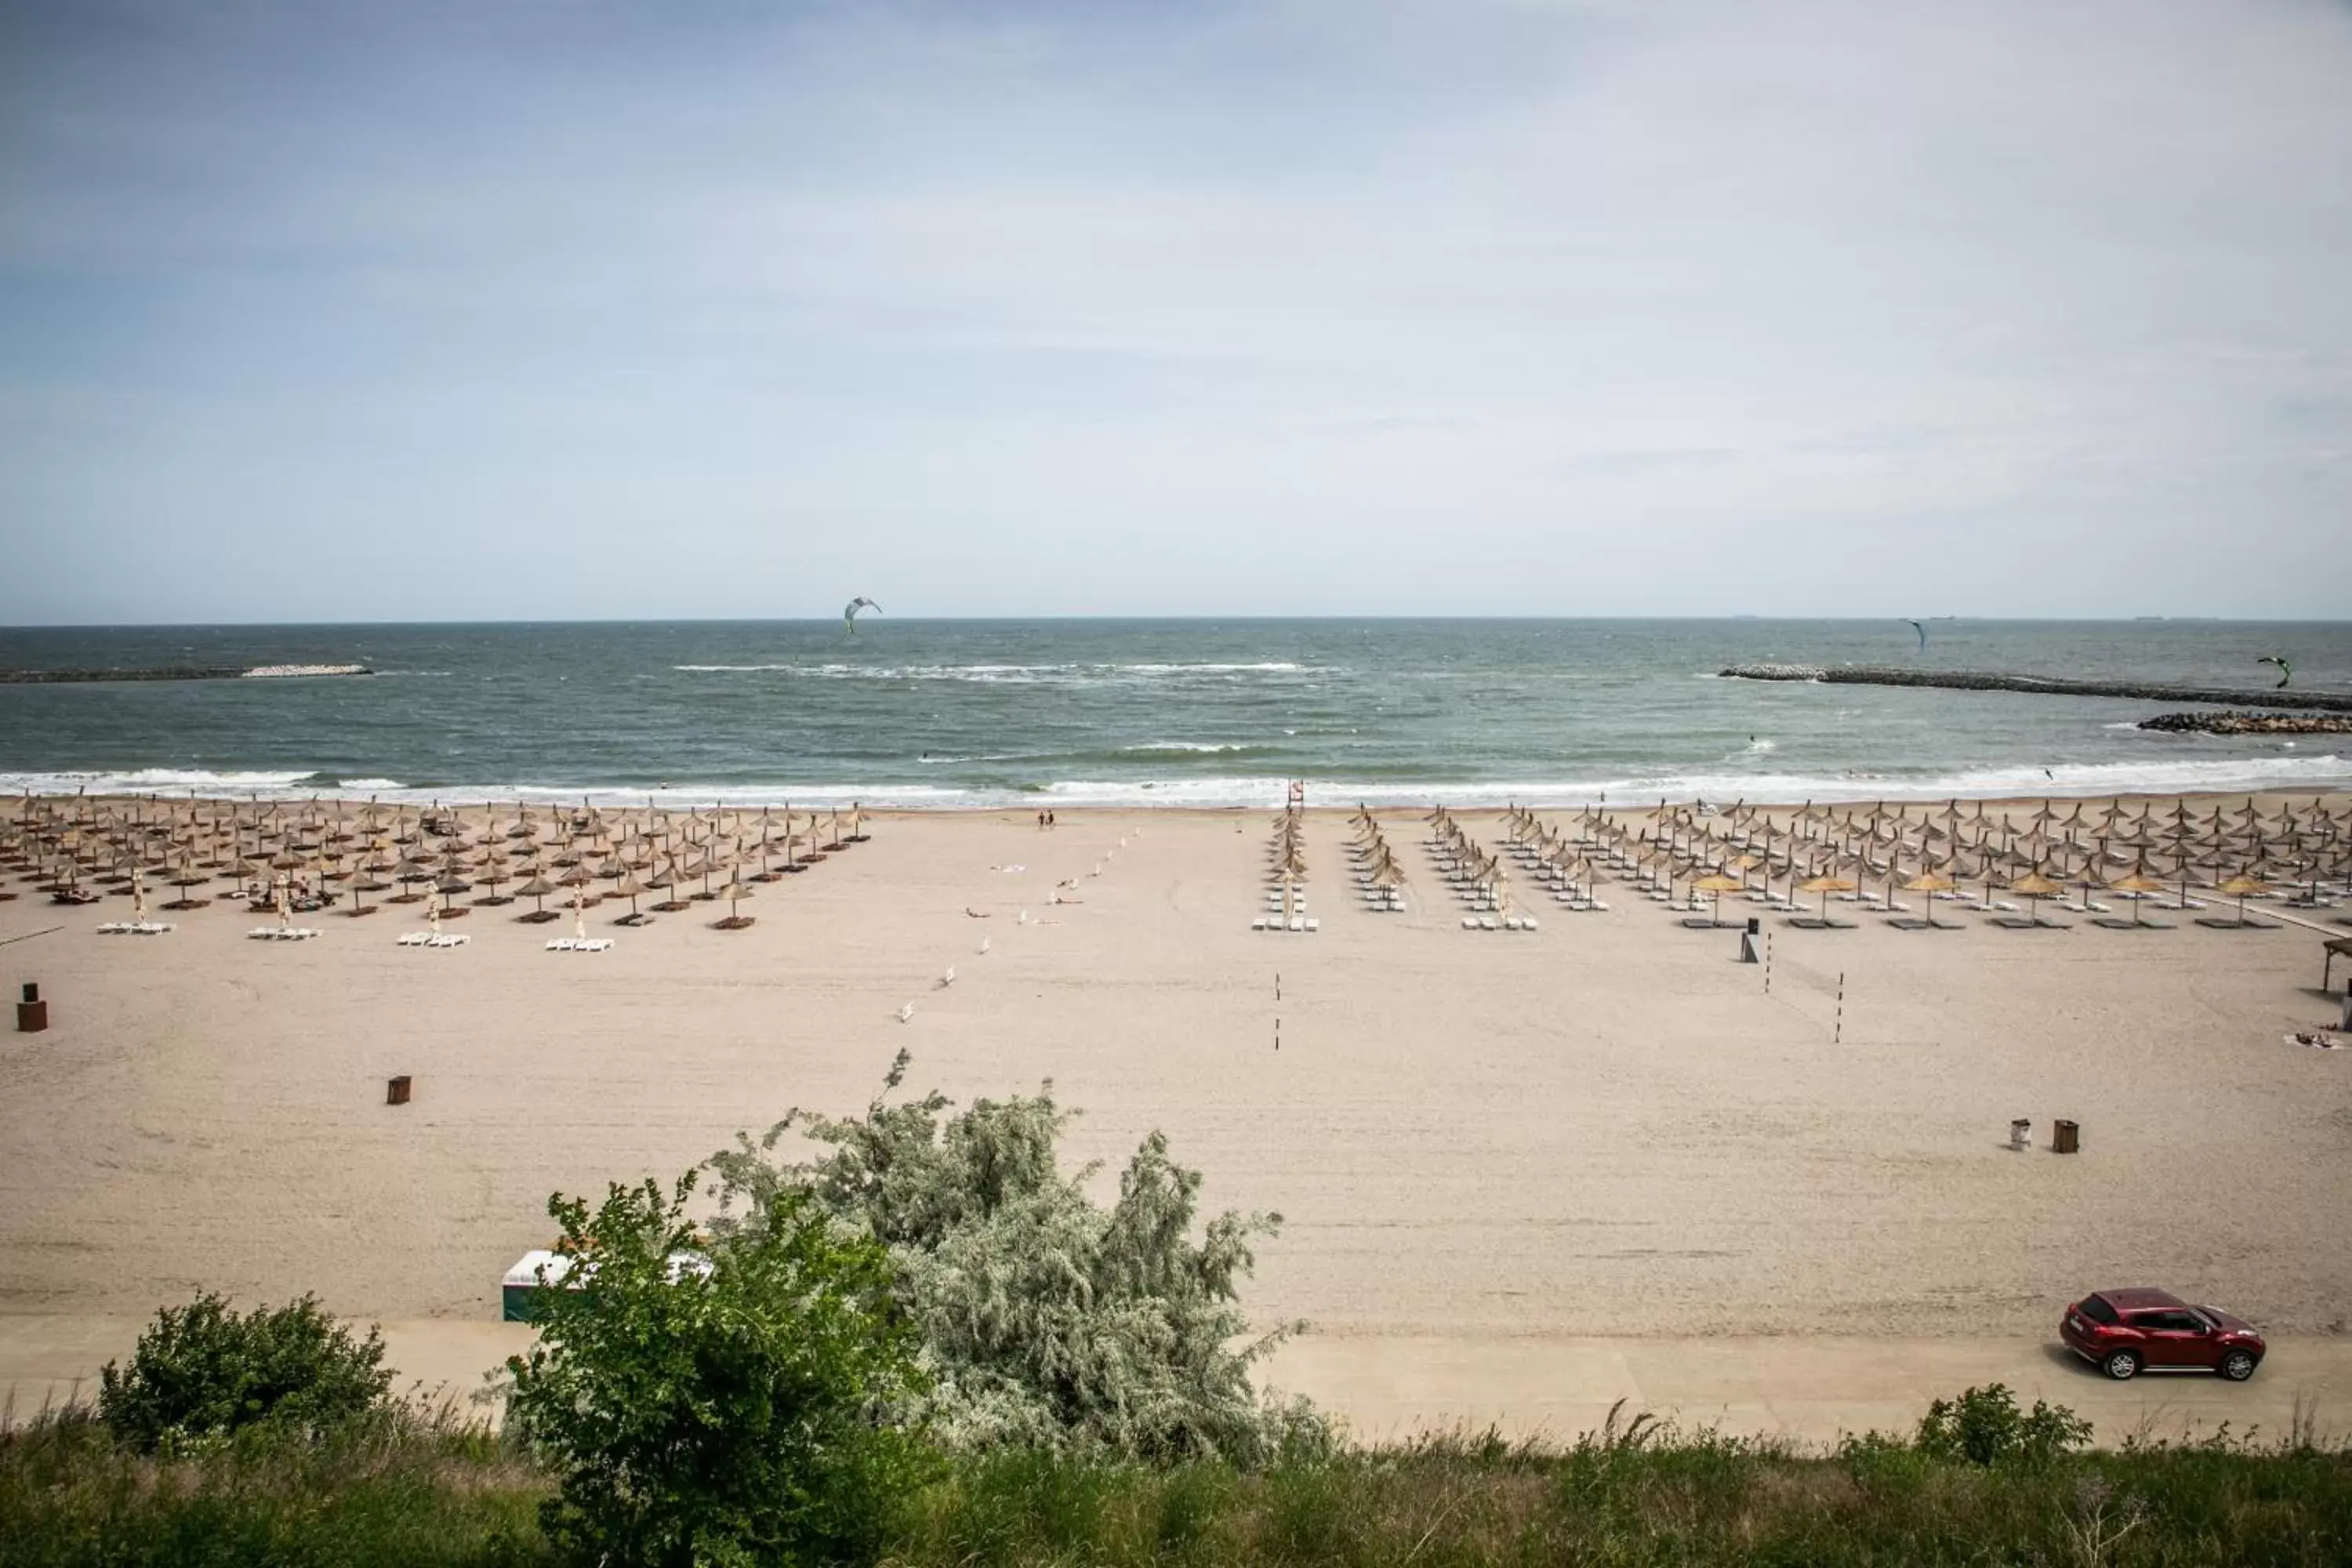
[{"x1": 2, "y1": 0, "x2": 2348, "y2": 624}]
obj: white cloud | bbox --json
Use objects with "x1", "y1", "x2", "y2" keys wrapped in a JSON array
[{"x1": 1, "y1": 0, "x2": 2347, "y2": 619}]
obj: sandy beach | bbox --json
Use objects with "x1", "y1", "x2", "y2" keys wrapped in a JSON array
[{"x1": 4, "y1": 797, "x2": 2350, "y2": 1432}]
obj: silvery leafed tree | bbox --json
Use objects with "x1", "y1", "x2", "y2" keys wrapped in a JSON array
[{"x1": 705, "y1": 1050, "x2": 1327, "y2": 1464}]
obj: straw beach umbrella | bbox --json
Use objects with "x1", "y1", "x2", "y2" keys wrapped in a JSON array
[
  {"x1": 2216, "y1": 871, "x2": 2270, "y2": 927},
  {"x1": 2105, "y1": 858, "x2": 2169, "y2": 927},
  {"x1": 715, "y1": 866, "x2": 757, "y2": 930},
  {"x1": 514, "y1": 870, "x2": 559, "y2": 923},
  {"x1": 1690, "y1": 871, "x2": 1744, "y2": 927},
  {"x1": 2005, "y1": 868, "x2": 2062, "y2": 923},
  {"x1": 613, "y1": 868, "x2": 650, "y2": 926},
  {"x1": 1797, "y1": 873, "x2": 1855, "y2": 921}
]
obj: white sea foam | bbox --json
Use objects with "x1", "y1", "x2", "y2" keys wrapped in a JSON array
[
  {"x1": 85, "y1": 768, "x2": 318, "y2": 789},
  {"x1": 6, "y1": 752, "x2": 2347, "y2": 813},
  {"x1": 1108, "y1": 662, "x2": 1305, "y2": 674},
  {"x1": 0, "y1": 768, "x2": 410, "y2": 797},
  {"x1": 672, "y1": 660, "x2": 1310, "y2": 682}
]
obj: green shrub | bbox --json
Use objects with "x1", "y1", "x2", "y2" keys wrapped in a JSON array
[
  {"x1": 1915, "y1": 1383, "x2": 2092, "y2": 1468},
  {"x1": 505, "y1": 1171, "x2": 931, "y2": 1568},
  {"x1": 96, "y1": 1292, "x2": 392, "y2": 1450},
  {"x1": 706, "y1": 1049, "x2": 1331, "y2": 1466}
]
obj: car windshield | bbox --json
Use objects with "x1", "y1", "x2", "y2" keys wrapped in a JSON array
[{"x1": 2079, "y1": 1294, "x2": 2119, "y2": 1326}]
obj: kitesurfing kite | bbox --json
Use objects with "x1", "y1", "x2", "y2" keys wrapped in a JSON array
[
  {"x1": 2258, "y1": 655, "x2": 2291, "y2": 690},
  {"x1": 843, "y1": 597, "x2": 882, "y2": 636},
  {"x1": 1904, "y1": 619, "x2": 1928, "y2": 650}
]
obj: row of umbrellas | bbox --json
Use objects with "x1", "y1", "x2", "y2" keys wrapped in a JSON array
[
  {"x1": 3, "y1": 795, "x2": 874, "y2": 931},
  {"x1": 1511, "y1": 795, "x2": 2352, "y2": 925},
  {"x1": 1267, "y1": 806, "x2": 1308, "y2": 924},
  {"x1": 1348, "y1": 807, "x2": 1409, "y2": 896}
]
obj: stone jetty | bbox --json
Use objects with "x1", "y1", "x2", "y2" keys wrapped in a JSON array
[
  {"x1": 2137, "y1": 710, "x2": 2352, "y2": 736},
  {"x1": 0, "y1": 664, "x2": 371, "y2": 684},
  {"x1": 1718, "y1": 664, "x2": 2352, "y2": 713}
]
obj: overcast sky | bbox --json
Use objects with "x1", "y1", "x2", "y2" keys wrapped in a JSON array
[{"x1": 2, "y1": 0, "x2": 2347, "y2": 624}]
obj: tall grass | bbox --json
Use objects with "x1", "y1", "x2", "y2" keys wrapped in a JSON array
[
  {"x1": 0, "y1": 1398, "x2": 551, "y2": 1568},
  {"x1": 898, "y1": 1415, "x2": 2352, "y2": 1567},
  {"x1": 5, "y1": 1397, "x2": 2347, "y2": 1566}
]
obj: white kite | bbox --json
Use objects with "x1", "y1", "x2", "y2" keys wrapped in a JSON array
[{"x1": 843, "y1": 597, "x2": 882, "y2": 635}]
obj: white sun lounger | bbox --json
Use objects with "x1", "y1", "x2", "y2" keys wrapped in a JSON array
[
  {"x1": 426, "y1": 933, "x2": 470, "y2": 948},
  {"x1": 1250, "y1": 917, "x2": 1268, "y2": 931}
]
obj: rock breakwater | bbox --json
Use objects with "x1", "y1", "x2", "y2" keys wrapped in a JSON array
[
  {"x1": 1718, "y1": 664, "x2": 2352, "y2": 713},
  {"x1": 2137, "y1": 710, "x2": 2352, "y2": 736},
  {"x1": 0, "y1": 664, "x2": 372, "y2": 684}
]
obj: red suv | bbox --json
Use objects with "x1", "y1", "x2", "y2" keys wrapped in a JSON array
[{"x1": 2061, "y1": 1288, "x2": 2265, "y2": 1381}]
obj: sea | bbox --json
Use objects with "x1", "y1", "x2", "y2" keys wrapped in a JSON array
[{"x1": 1, "y1": 619, "x2": 2347, "y2": 811}]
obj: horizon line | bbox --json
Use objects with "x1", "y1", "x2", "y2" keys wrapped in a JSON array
[{"x1": 5, "y1": 614, "x2": 2348, "y2": 633}]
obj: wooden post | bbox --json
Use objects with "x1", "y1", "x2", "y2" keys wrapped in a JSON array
[{"x1": 1835, "y1": 971, "x2": 1844, "y2": 1044}]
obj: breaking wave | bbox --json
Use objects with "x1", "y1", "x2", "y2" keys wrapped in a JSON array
[{"x1": 5, "y1": 751, "x2": 2345, "y2": 812}]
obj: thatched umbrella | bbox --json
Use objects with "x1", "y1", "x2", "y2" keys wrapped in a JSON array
[
  {"x1": 613, "y1": 869, "x2": 650, "y2": 925},
  {"x1": 2002, "y1": 868, "x2": 2060, "y2": 923},
  {"x1": 1691, "y1": 871, "x2": 1744, "y2": 927},
  {"x1": 514, "y1": 871, "x2": 560, "y2": 923},
  {"x1": 650, "y1": 857, "x2": 691, "y2": 913},
  {"x1": 1797, "y1": 873, "x2": 1856, "y2": 920},
  {"x1": 715, "y1": 866, "x2": 757, "y2": 930},
  {"x1": 2216, "y1": 870, "x2": 2270, "y2": 927},
  {"x1": 2105, "y1": 858, "x2": 2169, "y2": 927}
]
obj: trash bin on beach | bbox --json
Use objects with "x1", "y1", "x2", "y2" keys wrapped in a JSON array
[
  {"x1": 2052, "y1": 1120, "x2": 2080, "y2": 1154},
  {"x1": 2009, "y1": 1118, "x2": 2032, "y2": 1150},
  {"x1": 386, "y1": 1075, "x2": 412, "y2": 1105},
  {"x1": 16, "y1": 982, "x2": 45, "y2": 1033}
]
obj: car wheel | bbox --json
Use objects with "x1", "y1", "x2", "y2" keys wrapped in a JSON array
[
  {"x1": 2102, "y1": 1350, "x2": 2141, "y2": 1381},
  {"x1": 2220, "y1": 1350, "x2": 2258, "y2": 1381}
]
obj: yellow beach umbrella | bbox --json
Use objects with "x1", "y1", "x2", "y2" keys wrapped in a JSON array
[
  {"x1": 2005, "y1": 868, "x2": 2061, "y2": 920},
  {"x1": 1691, "y1": 871, "x2": 1744, "y2": 925},
  {"x1": 1797, "y1": 873, "x2": 1856, "y2": 920},
  {"x1": 2216, "y1": 870, "x2": 2270, "y2": 925}
]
